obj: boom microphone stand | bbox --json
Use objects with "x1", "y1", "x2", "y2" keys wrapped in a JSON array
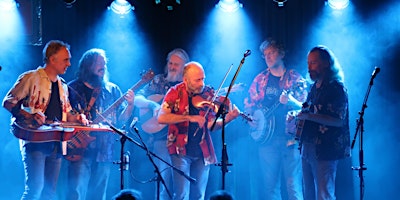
[
  {"x1": 211, "y1": 50, "x2": 251, "y2": 189},
  {"x1": 96, "y1": 112, "x2": 196, "y2": 199},
  {"x1": 351, "y1": 67, "x2": 380, "y2": 200}
]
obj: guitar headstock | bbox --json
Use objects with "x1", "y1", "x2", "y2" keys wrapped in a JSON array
[
  {"x1": 230, "y1": 82, "x2": 246, "y2": 93},
  {"x1": 129, "y1": 69, "x2": 156, "y2": 91},
  {"x1": 219, "y1": 82, "x2": 246, "y2": 96},
  {"x1": 141, "y1": 69, "x2": 155, "y2": 82}
]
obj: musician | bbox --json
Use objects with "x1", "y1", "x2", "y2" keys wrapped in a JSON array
[
  {"x1": 133, "y1": 48, "x2": 189, "y2": 200},
  {"x1": 157, "y1": 61, "x2": 240, "y2": 200},
  {"x1": 2, "y1": 40, "x2": 89, "y2": 200},
  {"x1": 297, "y1": 46, "x2": 350, "y2": 200},
  {"x1": 244, "y1": 38, "x2": 307, "y2": 200},
  {"x1": 66, "y1": 48, "x2": 135, "y2": 200}
]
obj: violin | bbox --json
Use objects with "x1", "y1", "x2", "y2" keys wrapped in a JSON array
[{"x1": 191, "y1": 86, "x2": 232, "y2": 115}]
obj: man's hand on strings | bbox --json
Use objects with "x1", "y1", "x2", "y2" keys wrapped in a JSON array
[{"x1": 124, "y1": 89, "x2": 135, "y2": 106}]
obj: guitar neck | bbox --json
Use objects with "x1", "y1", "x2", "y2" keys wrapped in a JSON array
[{"x1": 93, "y1": 79, "x2": 150, "y2": 124}]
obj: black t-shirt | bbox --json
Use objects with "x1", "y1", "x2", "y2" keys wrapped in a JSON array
[
  {"x1": 44, "y1": 81, "x2": 62, "y2": 122},
  {"x1": 186, "y1": 97, "x2": 204, "y2": 158}
]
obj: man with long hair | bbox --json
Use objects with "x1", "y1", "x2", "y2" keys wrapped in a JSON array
[
  {"x1": 66, "y1": 48, "x2": 134, "y2": 200},
  {"x1": 134, "y1": 48, "x2": 189, "y2": 200},
  {"x1": 297, "y1": 45, "x2": 351, "y2": 200}
]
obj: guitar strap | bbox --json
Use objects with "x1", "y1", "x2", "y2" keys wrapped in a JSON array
[{"x1": 85, "y1": 87, "x2": 101, "y2": 117}]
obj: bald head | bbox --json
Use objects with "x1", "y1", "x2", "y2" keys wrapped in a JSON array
[{"x1": 183, "y1": 61, "x2": 205, "y2": 94}]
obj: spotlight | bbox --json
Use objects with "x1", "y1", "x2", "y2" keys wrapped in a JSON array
[
  {"x1": 0, "y1": 0, "x2": 18, "y2": 11},
  {"x1": 63, "y1": 0, "x2": 76, "y2": 7},
  {"x1": 327, "y1": 0, "x2": 349, "y2": 10},
  {"x1": 109, "y1": 0, "x2": 134, "y2": 15},
  {"x1": 216, "y1": 0, "x2": 242, "y2": 13},
  {"x1": 273, "y1": 0, "x2": 287, "y2": 7}
]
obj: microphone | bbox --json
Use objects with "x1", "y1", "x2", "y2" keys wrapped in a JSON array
[
  {"x1": 122, "y1": 151, "x2": 130, "y2": 171},
  {"x1": 130, "y1": 117, "x2": 138, "y2": 130},
  {"x1": 244, "y1": 50, "x2": 251, "y2": 57},
  {"x1": 371, "y1": 67, "x2": 380, "y2": 79}
]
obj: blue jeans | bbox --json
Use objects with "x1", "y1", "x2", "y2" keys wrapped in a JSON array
[
  {"x1": 301, "y1": 143, "x2": 338, "y2": 200},
  {"x1": 20, "y1": 142, "x2": 62, "y2": 200},
  {"x1": 153, "y1": 140, "x2": 173, "y2": 200},
  {"x1": 67, "y1": 157, "x2": 111, "y2": 200},
  {"x1": 171, "y1": 154, "x2": 210, "y2": 200},
  {"x1": 258, "y1": 139, "x2": 304, "y2": 200}
]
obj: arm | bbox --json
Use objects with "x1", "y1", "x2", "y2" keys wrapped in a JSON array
[
  {"x1": 118, "y1": 89, "x2": 135, "y2": 122},
  {"x1": 297, "y1": 112, "x2": 345, "y2": 127},
  {"x1": 297, "y1": 82, "x2": 348, "y2": 127},
  {"x1": 207, "y1": 104, "x2": 240, "y2": 130},
  {"x1": 67, "y1": 111, "x2": 89, "y2": 125},
  {"x1": 134, "y1": 95, "x2": 160, "y2": 109},
  {"x1": 157, "y1": 103, "x2": 206, "y2": 128}
]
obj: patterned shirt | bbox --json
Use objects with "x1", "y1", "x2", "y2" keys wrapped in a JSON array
[
  {"x1": 3, "y1": 67, "x2": 72, "y2": 147},
  {"x1": 301, "y1": 80, "x2": 351, "y2": 160},
  {"x1": 162, "y1": 82, "x2": 217, "y2": 165}
]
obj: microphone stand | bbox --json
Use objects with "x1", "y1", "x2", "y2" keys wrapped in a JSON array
[
  {"x1": 129, "y1": 126, "x2": 171, "y2": 200},
  {"x1": 210, "y1": 50, "x2": 251, "y2": 189},
  {"x1": 351, "y1": 67, "x2": 380, "y2": 200},
  {"x1": 96, "y1": 112, "x2": 196, "y2": 198}
]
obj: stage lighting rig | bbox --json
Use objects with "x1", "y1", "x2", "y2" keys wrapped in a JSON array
[
  {"x1": 155, "y1": 0, "x2": 181, "y2": 11},
  {"x1": 109, "y1": 0, "x2": 134, "y2": 15},
  {"x1": 273, "y1": 0, "x2": 287, "y2": 7},
  {"x1": 63, "y1": 0, "x2": 76, "y2": 8},
  {"x1": 216, "y1": 0, "x2": 242, "y2": 12}
]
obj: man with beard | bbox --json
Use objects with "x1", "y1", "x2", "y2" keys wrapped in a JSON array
[
  {"x1": 2, "y1": 40, "x2": 89, "y2": 200},
  {"x1": 157, "y1": 61, "x2": 240, "y2": 200},
  {"x1": 244, "y1": 38, "x2": 307, "y2": 200},
  {"x1": 66, "y1": 48, "x2": 135, "y2": 200},
  {"x1": 133, "y1": 48, "x2": 189, "y2": 200},
  {"x1": 296, "y1": 46, "x2": 350, "y2": 200}
]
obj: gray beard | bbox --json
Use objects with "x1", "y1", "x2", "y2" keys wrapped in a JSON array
[{"x1": 166, "y1": 73, "x2": 181, "y2": 82}]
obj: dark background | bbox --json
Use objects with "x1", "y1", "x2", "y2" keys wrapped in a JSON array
[{"x1": 1, "y1": 0, "x2": 399, "y2": 199}]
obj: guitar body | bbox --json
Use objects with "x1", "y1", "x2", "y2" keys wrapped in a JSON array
[
  {"x1": 64, "y1": 131, "x2": 96, "y2": 161},
  {"x1": 12, "y1": 122, "x2": 75, "y2": 142},
  {"x1": 138, "y1": 94, "x2": 167, "y2": 134},
  {"x1": 11, "y1": 122, "x2": 111, "y2": 143},
  {"x1": 140, "y1": 115, "x2": 167, "y2": 134},
  {"x1": 248, "y1": 109, "x2": 275, "y2": 144}
]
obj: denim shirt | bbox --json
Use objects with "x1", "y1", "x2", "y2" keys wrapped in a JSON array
[{"x1": 68, "y1": 79, "x2": 126, "y2": 162}]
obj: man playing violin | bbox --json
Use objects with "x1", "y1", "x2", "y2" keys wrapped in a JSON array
[{"x1": 157, "y1": 61, "x2": 240, "y2": 200}]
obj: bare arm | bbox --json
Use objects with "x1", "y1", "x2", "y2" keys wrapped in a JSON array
[
  {"x1": 207, "y1": 104, "x2": 240, "y2": 131},
  {"x1": 297, "y1": 112, "x2": 344, "y2": 127},
  {"x1": 157, "y1": 104, "x2": 206, "y2": 128},
  {"x1": 118, "y1": 89, "x2": 135, "y2": 122}
]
